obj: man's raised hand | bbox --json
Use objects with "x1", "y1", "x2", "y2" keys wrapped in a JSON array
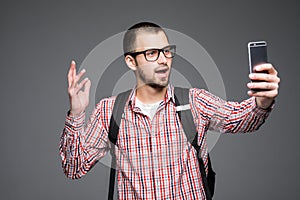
[{"x1": 67, "y1": 60, "x2": 91, "y2": 117}]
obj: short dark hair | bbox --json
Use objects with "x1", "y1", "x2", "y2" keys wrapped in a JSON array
[{"x1": 123, "y1": 22, "x2": 167, "y2": 55}]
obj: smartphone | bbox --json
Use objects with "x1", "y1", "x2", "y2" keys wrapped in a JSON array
[
  {"x1": 248, "y1": 41, "x2": 268, "y2": 91},
  {"x1": 248, "y1": 41, "x2": 268, "y2": 74}
]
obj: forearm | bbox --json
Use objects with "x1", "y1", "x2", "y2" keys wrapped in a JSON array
[
  {"x1": 59, "y1": 109, "x2": 109, "y2": 179},
  {"x1": 221, "y1": 97, "x2": 274, "y2": 133},
  {"x1": 59, "y1": 112, "x2": 89, "y2": 179},
  {"x1": 192, "y1": 89, "x2": 274, "y2": 134}
]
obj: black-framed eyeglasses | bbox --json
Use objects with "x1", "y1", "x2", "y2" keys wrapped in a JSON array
[{"x1": 124, "y1": 45, "x2": 176, "y2": 62}]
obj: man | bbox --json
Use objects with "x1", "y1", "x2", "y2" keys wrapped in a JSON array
[{"x1": 60, "y1": 22, "x2": 280, "y2": 199}]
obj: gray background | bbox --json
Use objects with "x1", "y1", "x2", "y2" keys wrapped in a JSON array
[{"x1": 1, "y1": 0, "x2": 299, "y2": 199}]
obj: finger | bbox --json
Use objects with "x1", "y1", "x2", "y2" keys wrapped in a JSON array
[
  {"x1": 68, "y1": 60, "x2": 76, "y2": 87},
  {"x1": 69, "y1": 61, "x2": 79, "y2": 88},
  {"x1": 74, "y1": 68, "x2": 86, "y2": 85},
  {"x1": 247, "y1": 89, "x2": 278, "y2": 98},
  {"x1": 254, "y1": 63, "x2": 278, "y2": 75},
  {"x1": 83, "y1": 79, "x2": 91, "y2": 96},
  {"x1": 249, "y1": 73, "x2": 280, "y2": 83},
  {"x1": 247, "y1": 82, "x2": 279, "y2": 91},
  {"x1": 74, "y1": 77, "x2": 89, "y2": 94},
  {"x1": 71, "y1": 68, "x2": 86, "y2": 88}
]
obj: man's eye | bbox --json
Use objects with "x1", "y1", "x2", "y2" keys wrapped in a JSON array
[{"x1": 146, "y1": 50, "x2": 157, "y2": 57}]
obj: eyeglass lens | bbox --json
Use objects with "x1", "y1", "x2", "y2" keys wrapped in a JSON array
[{"x1": 145, "y1": 46, "x2": 175, "y2": 61}]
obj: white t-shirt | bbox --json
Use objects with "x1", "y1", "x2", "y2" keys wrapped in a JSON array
[{"x1": 135, "y1": 97, "x2": 162, "y2": 121}]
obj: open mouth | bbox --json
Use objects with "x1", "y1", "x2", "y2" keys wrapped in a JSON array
[
  {"x1": 155, "y1": 67, "x2": 169, "y2": 74},
  {"x1": 155, "y1": 67, "x2": 169, "y2": 79}
]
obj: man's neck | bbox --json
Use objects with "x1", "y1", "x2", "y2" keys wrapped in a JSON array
[{"x1": 136, "y1": 85, "x2": 167, "y2": 104}]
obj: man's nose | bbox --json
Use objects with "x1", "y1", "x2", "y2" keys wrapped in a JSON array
[{"x1": 157, "y1": 51, "x2": 168, "y2": 64}]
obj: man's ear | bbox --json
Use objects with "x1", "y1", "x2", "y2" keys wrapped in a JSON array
[{"x1": 125, "y1": 55, "x2": 137, "y2": 71}]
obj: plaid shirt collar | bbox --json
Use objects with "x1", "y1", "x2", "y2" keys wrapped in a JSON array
[{"x1": 128, "y1": 84, "x2": 176, "y2": 111}]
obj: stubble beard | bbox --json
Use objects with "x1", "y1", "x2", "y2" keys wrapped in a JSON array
[{"x1": 137, "y1": 65, "x2": 171, "y2": 89}]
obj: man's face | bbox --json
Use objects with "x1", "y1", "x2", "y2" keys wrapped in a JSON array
[{"x1": 131, "y1": 31, "x2": 172, "y2": 88}]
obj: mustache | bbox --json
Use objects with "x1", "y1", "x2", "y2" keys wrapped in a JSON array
[{"x1": 154, "y1": 65, "x2": 169, "y2": 72}]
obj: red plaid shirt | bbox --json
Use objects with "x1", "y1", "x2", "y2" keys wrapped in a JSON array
[{"x1": 60, "y1": 85, "x2": 273, "y2": 199}]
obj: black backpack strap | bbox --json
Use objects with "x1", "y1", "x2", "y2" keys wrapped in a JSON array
[
  {"x1": 108, "y1": 89, "x2": 132, "y2": 200},
  {"x1": 174, "y1": 87, "x2": 197, "y2": 141},
  {"x1": 174, "y1": 87, "x2": 214, "y2": 199}
]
